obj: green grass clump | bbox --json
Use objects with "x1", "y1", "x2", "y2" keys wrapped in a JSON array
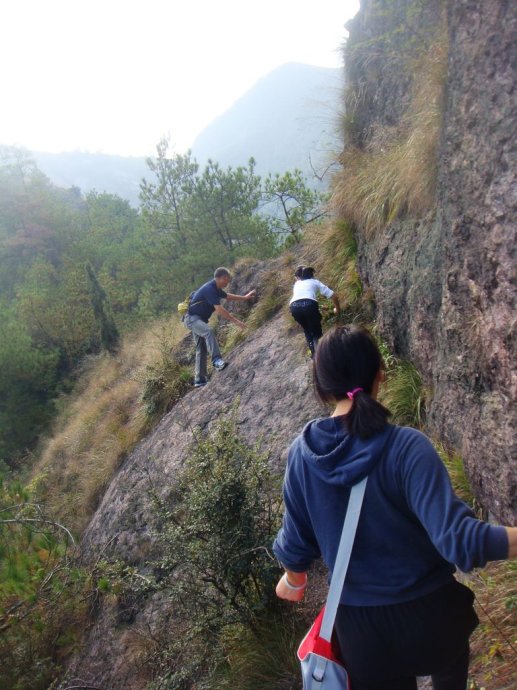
[
  {"x1": 380, "y1": 358, "x2": 426, "y2": 428},
  {"x1": 223, "y1": 265, "x2": 294, "y2": 352},
  {"x1": 371, "y1": 328, "x2": 425, "y2": 428},
  {"x1": 435, "y1": 445, "x2": 474, "y2": 506},
  {"x1": 302, "y1": 219, "x2": 371, "y2": 326},
  {"x1": 141, "y1": 355, "x2": 192, "y2": 419},
  {"x1": 213, "y1": 612, "x2": 303, "y2": 690}
]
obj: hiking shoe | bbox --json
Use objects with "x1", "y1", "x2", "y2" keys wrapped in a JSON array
[
  {"x1": 213, "y1": 358, "x2": 227, "y2": 371},
  {"x1": 194, "y1": 378, "x2": 207, "y2": 388}
]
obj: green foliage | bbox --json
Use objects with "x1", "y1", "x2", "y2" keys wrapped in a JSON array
[
  {"x1": 262, "y1": 169, "x2": 327, "y2": 242},
  {"x1": 85, "y1": 262, "x2": 120, "y2": 353},
  {"x1": 0, "y1": 303, "x2": 59, "y2": 466},
  {"x1": 435, "y1": 447, "x2": 474, "y2": 507},
  {"x1": 142, "y1": 416, "x2": 285, "y2": 688},
  {"x1": 139, "y1": 141, "x2": 277, "y2": 310},
  {"x1": 0, "y1": 477, "x2": 90, "y2": 690},
  {"x1": 142, "y1": 355, "x2": 192, "y2": 419},
  {"x1": 153, "y1": 416, "x2": 281, "y2": 626},
  {"x1": 82, "y1": 191, "x2": 150, "y2": 328},
  {"x1": 380, "y1": 357, "x2": 426, "y2": 428},
  {"x1": 0, "y1": 142, "x2": 320, "y2": 466},
  {"x1": 191, "y1": 157, "x2": 275, "y2": 259}
]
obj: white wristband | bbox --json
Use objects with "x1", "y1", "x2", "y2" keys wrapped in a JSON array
[{"x1": 282, "y1": 572, "x2": 307, "y2": 591}]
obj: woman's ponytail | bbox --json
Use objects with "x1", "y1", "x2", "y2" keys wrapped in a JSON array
[
  {"x1": 313, "y1": 326, "x2": 391, "y2": 439},
  {"x1": 344, "y1": 389, "x2": 390, "y2": 439}
]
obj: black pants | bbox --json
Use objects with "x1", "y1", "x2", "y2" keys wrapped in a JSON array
[
  {"x1": 334, "y1": 581, "x2": 479, "y2": 690},
  {"x1": 290, "y1": 300, "x2": 322, "y2": 355}
]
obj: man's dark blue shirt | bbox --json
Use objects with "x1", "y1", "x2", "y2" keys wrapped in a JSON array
[{"x1": 188, "y1": 280, "x2": 227, "y2": 322}]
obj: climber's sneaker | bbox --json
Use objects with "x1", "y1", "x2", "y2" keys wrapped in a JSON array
[
  {"x1": 194, "y1": 378, "x2": 207, "y2": 388},
  {"x1": 213, "y1": 358, "x2": 227, "y2": 371}
]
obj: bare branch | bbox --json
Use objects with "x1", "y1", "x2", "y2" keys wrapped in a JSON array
[
  {"x1": 0, "y1": 517, "x2": 76, "y2": 545},
  {"x1": 308, "y1": 152, "x2": 339, "y2": 182}
]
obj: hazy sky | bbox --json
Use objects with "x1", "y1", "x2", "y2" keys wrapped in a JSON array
[{"x1": 1, "y1": 0, "x2": 359, "y2": 157}]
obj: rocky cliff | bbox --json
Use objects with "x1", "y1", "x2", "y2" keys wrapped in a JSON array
[
  {"x1": 342, "y1": 0, "x2": 516, "y2": 522},
  {"x1": 64, "y1": 270, "x2": 324, "y2": 688}
]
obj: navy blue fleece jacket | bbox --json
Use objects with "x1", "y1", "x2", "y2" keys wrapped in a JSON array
[{"x1": 273, "y1": 419, "x2": 508, "y2": 606}]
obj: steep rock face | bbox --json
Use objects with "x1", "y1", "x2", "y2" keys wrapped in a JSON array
[
  {"x1": 433, "y1": 0, "x2": 516, "y2": 522},
  {"x1": 346, "y1": 0, "x2": 516, "y2": 521},
  {"x1": 67, "y1": 305, "x2": 324, "y2": 687}
]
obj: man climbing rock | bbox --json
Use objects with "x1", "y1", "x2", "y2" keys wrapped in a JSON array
[{"x1": 184, "y1": 267, "x2": 256, "y2": 387}]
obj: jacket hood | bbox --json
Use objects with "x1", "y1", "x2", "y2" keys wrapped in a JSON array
[{"x1": 298, "y1": 416, "x2": 392, "y2": 487}]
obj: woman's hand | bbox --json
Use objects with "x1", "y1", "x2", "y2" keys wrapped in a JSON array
[{"x1": 275, "y1": 571, "x2": 307, "y2": 602}]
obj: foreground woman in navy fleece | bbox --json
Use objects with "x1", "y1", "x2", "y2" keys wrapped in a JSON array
[{"x1": 273, "y1": 325, "x2": 516, "y2": 690}]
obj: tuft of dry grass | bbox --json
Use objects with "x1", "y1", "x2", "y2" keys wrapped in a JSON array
[
  {"x1": 302, "y1": 220, "x2": 357, "y2": 293},
  {"x1": 223, "y1": 261, "x2": 295, "y2": 352},
  {"x1": 302, "y1": 219, "x2": 373, "y2": 325},
  {"x1": 332, "y1": 37, "x2": 448, "y2": 236},
  {"x1": 210, "y1": 612, "x2": 304, "y2": 690},
  {"x1": 31, "y1": 316, "x2": 186, "y2": 534},
  {"x1": 436, "y1": 449, "x2": 516, "y2": 689},
  {"x1": 462, "y1": 561, "x2": 517, "y2": 690}
]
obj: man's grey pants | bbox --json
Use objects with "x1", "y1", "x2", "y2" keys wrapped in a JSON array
[{"x1": 184, "y1": 314, "x2": 222, "y2": 381}]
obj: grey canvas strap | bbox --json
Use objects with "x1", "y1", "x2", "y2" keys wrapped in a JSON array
[{"x1": 319, "y1": 476, "x2": 368, "y2": 643}]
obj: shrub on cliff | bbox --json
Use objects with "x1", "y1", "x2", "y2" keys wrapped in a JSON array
[
  {"x1": 152, "y1": 416, "x2": 281, "y2": 625},
  {"x1": 0, "y1": 478, "x2": 90, "y2": 690},
  {"x1": 143, "y1": 416, "x2": 295, "y2": 688}
]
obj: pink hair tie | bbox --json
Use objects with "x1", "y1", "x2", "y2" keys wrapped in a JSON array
[{"x1": 347, "y1": 387, "x2": 363, "y2": 400}]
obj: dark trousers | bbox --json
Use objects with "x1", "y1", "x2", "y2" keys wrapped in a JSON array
[
  {"x1": 334, "y1": 581, "x2": 479, "y2": 690},
  {"x1": 290, "y1": 300, "x2": 322, "y2": 355}
]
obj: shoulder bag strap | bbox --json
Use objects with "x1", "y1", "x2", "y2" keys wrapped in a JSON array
[
  {"x1": 319, "y1": 427, "x2": 394, "y2": 643},
  {"x1": 319, "y1": 476, "x2": 367, "y2": 642}
]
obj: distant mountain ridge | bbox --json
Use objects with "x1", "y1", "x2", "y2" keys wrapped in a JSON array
[
  {"x1": 191, "y1": 62, "x2": 342, "y2": 178},
  {"x1": 33, "y1": 151, "x2": 149, "y2": 207},
  {"x1": 30, "y1": 63, "x2": 341, "y2": 204}
]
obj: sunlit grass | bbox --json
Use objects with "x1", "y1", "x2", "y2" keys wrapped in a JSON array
[
  {"x1": 223, "y1": 260, "x2": 294, "y2": 352},
  {"x1": 32, "y1": 315, "x2": 186, "y2": 534},
  {"x1": 301, "y1": 219, "x2": 373, "y2": 327},
  {"x1": 332, "y1": 38, "x2": 447, "y2": 236}
]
